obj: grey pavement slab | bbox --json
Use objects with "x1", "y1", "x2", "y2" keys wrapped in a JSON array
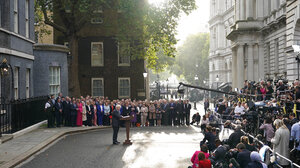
[{"x1": 0, "y1": 126, "x2": 109, "y2": 168}]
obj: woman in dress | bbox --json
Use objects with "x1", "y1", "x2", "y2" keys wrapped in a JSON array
[
  {"x1": 81, "y1": 99, "x2": 87, "y2": 126},
  {"x1": 130, "y1": 102, "x2": 137, "y2": 127},
  {"x1": 140, "y1": 103, "x2": 148, "y2": 127},
  {"x1": 148, "y1": 102, "x2": 156, "y2": 126},
  {"x1": 103, "y1": 101, "x2": 111, "y2": 125},
  {"x1": 76, "y1": 99, "x2": 83, "y2": 126},
  {"x1": 92, "y1": 100, "x2": 98, "y2": 126},
  {"x1": 156, "y1": 104, "x2": 162, "y2": 126}
]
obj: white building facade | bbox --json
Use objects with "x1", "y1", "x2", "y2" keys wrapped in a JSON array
[
  {"x1": 209, "y1": 0, "x2": 235, "y2": 88},
  {"x1": 209, "y1": 0, "x2": 300, "y2": 89}
]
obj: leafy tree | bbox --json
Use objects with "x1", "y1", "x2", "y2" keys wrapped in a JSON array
[
  {"x1": 170, "y1": 33, "x2": 209, "y2": 85},
  {"x1": 35, "y1": 0, "x2": 196, "y2": 96}
]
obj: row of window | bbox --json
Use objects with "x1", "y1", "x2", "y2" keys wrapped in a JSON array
[
  {"x1": 13, "y1": 0, "x2": 30, "y2": 38},
  {"x1": 92, "y1": 78, "x2": 130, "y2": 98},
  {"x1": 73, "y1": 42, "x2": 130, "y2": 67},
  {"x1": 91, "y1": 42, "x2": 131, "y2": 66},
  {"x1": 49, "y1": 66, "x2": 130, "y2": 98}
]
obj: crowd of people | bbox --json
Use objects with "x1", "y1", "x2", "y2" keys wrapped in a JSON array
[
  {"x1": 44, "y1": 93, "x2": 193, "y2": 128},
  {"x1": 188, "y1": 79, "x2": 300, "y2": 168}
]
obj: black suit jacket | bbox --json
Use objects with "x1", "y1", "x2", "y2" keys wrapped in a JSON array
[
  {"x1": 55, "y1": 102, "x2": 63, "y2": 113},
  {"x1": 237, "y1": 149, "x2": 251, "y2": 168},
  {"x1": 112, "y1": 109, "x2": 121, "y2": 127},
  {"x1": 62, "y1": 101, "x2": 70, "y2": 115},
  {"x1": 176, "y1": 103, "x2": 184, "y2": 114}
]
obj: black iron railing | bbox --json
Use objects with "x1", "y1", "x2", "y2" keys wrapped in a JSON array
[{"x1": 0, "y1": 96, "x2": 48, "y2": 136}]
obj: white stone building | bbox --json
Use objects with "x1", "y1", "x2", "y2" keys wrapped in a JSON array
[
  {"x1": 209, "y1": 0, "x2": 300, "y2": 89},
  {"x1": 209, "y1": 0, "x2": 235, "y2": 88}
]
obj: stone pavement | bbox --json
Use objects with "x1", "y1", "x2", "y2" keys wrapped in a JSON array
[{"x1": 0, "y1": 126, "x2": 110, "y2": 168}]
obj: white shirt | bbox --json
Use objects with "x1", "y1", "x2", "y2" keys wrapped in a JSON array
[
  {"x1": 234, "y1": 106, "x2": 245, "y2": 115},
  {"x1": 45, "y1": 102, "x2": 51, "y2": 109}
]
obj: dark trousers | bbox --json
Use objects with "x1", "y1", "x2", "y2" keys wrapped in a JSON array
[
  {"x1": 168, "y1": 112, "x2": 173, "y2": 125},
  {"x1": 71, "y1": 114, "x2": 77, "y2": 127},
  {"x1": 186, "y1": 112, "x2": 190, "y2": 125},
  {"x1": 113, "y1": 126, "x2": 119, "y2": 143},
  {"x1": 87, "y1": 114, "x2": 92, "y2": 126},
  {"x1": 47, "y1": 111, "x2": 55, "y2": 128},
  {"x1": 55, "y1": 111, "x2": 62, "y2": 127},
  {"x1": 64, "y1": 113, "x2": 71, "y2": 126},
  {"x1": 180, "y1": 113, "x2": 185, "y2": 125}
]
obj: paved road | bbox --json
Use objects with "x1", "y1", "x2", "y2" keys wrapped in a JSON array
[
  {"x1": 17, "y1": 126, "x2": 205, "y2": 168},
  {"x1": 17, "y1": 102, "x2": 226, "y2": 168}
]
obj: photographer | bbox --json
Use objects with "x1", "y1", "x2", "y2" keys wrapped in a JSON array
[
  {"x1": 200, "y1": 126, "x2": 216, "y2": 152},
  {"x1": 228, "y1": 125, "x2": 244, "y2": 149},
  {"x1": 291, "y1": 120, "x2": 300, "y2": 164},
  {"x1": 266, "y1": 81, "x2": 274, "y2": 101},
  {"x1": 210, "y1": 139, "x2": 227, "y2": 165},
  {"x1": 229, "y1": 143, "x2": 251, "y2": 168}
]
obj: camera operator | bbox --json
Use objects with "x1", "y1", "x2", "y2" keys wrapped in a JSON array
[
  {"x1": 276, "y1": 80, "x2": 286, "y2": 96},
  {"x1": 210, "y1": 139, "x2": 227, "y2": 165},
  {"x1": 295, "y1": 86, "x2": 300, "y2": 120},
  {"x1": 291, "y1": 120, "x2": 300, "y2": 164},
  {"x1": 228, "y1": 143, "x2": 251, "y2": 168},
  {"x1": 200, "y1": 126, "x2": 216, "y2": 152},
  {"x1": 266, "y1": 81, "x2": 274, "y2": 101},
  {"x1": 228, "y1": 125, "x2": 244, "y2": 149}
]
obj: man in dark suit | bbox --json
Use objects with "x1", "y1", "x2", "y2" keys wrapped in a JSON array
[
  {"x1": 176, "y1": 100, "x2": 184, "y2": 125},
  {"x1": 184, "y1": 100, "x2": 192, "y2": 125},
  {"x1": 112, "y1": 104, "x2": 124, "y2": 145},
  {"x1": 62, "y1": 97, "x2": 71, "y2": 126},
  {"x1": 55, "y1": 98, "x2": 63, "y2": 127},
  {"x1": 211, "y1": 139, "x2": 226, "y2": 164},
  {"x1": 228, "y1": 125, "x2": 244, "y2": 149},
  {"x1": 236, "y1": 143, "x2": 251, "y2": 168},
  {"x1": 204, "y1": 99, "x2": 209, "y2": 114},
  {"x1": 169, "y1": 100, "x2": 176, "y2": 126}
]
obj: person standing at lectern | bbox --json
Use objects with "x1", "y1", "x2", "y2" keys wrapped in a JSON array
[{"x1": 112, "y1": 104, "x2": 123, "y2": 145}]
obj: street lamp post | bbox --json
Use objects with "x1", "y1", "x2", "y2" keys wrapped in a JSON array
[
  {"x1": 0, "y1": 58, "x2": 13, "y2": 137},
  {"x1": 194, "y1": 75, "x2": 199, "y2": 109},
  {"x1": 166, "y1": 79, "x2": 169, "y2": 99},
  {"x1": 143, "y1": 71, "x2": 148, "y2": 100}
]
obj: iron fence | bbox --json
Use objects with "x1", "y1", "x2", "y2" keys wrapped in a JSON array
[{"x1": 0, "y1": 96, "x2": 48, "y2": 136}]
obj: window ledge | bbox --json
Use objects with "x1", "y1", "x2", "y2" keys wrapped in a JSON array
[{"x1": 0, "y1": 27, "x2": 35, "y2": 44}]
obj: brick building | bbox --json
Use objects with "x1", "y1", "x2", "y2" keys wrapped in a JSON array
[{"x1": 53, "y1": 4, "x2": 146, "y2": 99}]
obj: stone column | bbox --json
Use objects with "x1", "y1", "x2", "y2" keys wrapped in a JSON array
[
  {"x1": 258, "y1": 43, "x2": 264, "y2": 80},
  {"x1": 246, "y1": 0, "x2": 253, "y2": 19},
  {"x1": 237, "y1": 45, "x2": 244, "y2": 89},
  {"x1": 232, "y1": 49, "x2": 237, "y2": 89},
  {"x1": 248, "y1": 44, "x2": 254, "y2": 80},
  {"x1": 240, "y1": 0, "x2": 245, "y2": 20},
  {"x1": 253, "y1": 44, "x2": 259, "y2": 81}
]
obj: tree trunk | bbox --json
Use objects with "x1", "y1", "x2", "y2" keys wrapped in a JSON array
[{"x1": 68, "y1": 35, "x2": 81, "y2": 97}]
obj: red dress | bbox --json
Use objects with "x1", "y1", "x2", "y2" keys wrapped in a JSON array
[
  {"x1": 76, "y1": 103, "x2": 83, "y2": 126},
  {"x1": 198, "y1": 159, "x2": 211, "y2": 168}
]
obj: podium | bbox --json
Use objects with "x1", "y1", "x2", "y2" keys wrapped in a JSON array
[{"x1": 121, "y1": 115, "x2": 133, "y2": 145}]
